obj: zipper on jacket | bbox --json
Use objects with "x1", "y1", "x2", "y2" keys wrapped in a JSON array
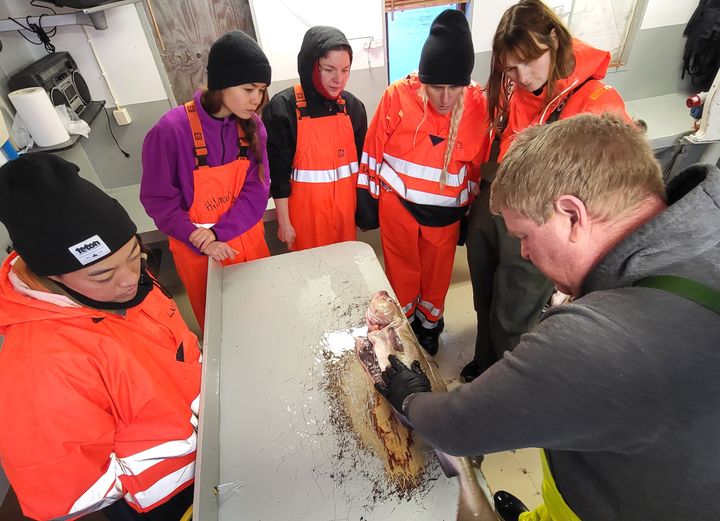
[{"x1": 221, "y1": 119, "x2": 227, "y2": 163}]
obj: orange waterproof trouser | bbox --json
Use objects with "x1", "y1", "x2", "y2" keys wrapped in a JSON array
[
  {"x1": 378, "y1": 189, "x2": 460, "y2": 324},
  {"x1": 168, "y1": 232, "x2": 268, "y2": 331},
  {"x1": 168, "y1": 237, "x2": 212, "y2": 331}
]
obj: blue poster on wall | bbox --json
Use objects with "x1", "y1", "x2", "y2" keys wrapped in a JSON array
[{"x1": 386, "y1": 4, "x2": 458, "y2": 84}]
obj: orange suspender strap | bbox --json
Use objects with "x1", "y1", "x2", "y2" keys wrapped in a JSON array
[
  {"x1": 336, "y1": 95, "x2": 347, "y2": 115},
  {"x1": 293, "y1": 84, "x2": 308, "y2": 119},
  {"x1": 293, "y1": 83, "x2": 348, "y2": 118},
  {"x1": 237, "y1": 125, "x2": 250, "y2": 160},
  {"x1": 185, "y1": 100, "x2": 250, "y2": 163},
  {"x1": 184, "y1": 101, "x2": 209, "y2": 168}
]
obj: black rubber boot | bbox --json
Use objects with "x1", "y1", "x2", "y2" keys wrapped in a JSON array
[
  {"x1": 411, "y1": 318, "x2": 444, "y2": 356},
  {"x1": 493, "y1": 490, "x2": 530, "y2": 521},
  {"x1": 460, "y1": 359, "x2": 484, "y2": 383}
]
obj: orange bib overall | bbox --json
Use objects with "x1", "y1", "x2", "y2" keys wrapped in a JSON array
[
  {"x1": 169, "y1": 101, "x2": 269, "y2": 330},
  {"x1": 288, "y1": 84, "x2": 358, "y2": 251}
]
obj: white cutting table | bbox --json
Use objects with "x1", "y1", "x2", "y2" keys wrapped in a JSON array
[{"x1": 194, "y1": 241, "x2": 474, "y2": 520}]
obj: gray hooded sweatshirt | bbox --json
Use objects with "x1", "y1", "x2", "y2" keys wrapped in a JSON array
[{"x1": 406, "y1": 164, "x2": 720, "y2": 520}]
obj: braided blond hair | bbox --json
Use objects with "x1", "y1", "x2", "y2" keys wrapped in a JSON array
[{"x1": 417, "y1": 84, "x2": 465, "y2": 190}]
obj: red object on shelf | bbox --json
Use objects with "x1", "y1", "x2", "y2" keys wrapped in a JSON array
[{"x1": 686, "y1": 92, "x2": 708, "y2": 107}]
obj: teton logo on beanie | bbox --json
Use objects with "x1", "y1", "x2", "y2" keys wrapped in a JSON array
[
  {"x1": 69, "y1": 235, "x2": 112, "y2": 266},
  {"x1": 0, "y1": 153, "x2": 137, "y2": 276}
]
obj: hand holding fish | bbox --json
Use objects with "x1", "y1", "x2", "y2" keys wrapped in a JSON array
[
  {"x1": 375, "y1": 354, "x2": 431, "y2": 414},
  {"x1": 355, "y1": 292, "x2": 499, "y2": 521}
]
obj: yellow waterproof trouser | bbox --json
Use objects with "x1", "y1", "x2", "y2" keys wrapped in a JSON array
[{"x1": 519, "y1": 450, "x2": 582, "y2": 521}]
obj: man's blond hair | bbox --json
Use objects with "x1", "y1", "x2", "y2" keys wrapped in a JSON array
[{"x1": 490, "y1": 113, "x2": 665, "y2": 223}]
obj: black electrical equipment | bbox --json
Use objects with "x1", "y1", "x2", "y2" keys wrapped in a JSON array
[
  {"x1": 44, "y1": 1, "x2": 117, "y2": 7},
  {"x1": 9, "y1": 52, "x2": 91, "y2": 117}
]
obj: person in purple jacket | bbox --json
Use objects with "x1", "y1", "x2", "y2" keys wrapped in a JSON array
[{"x1": 141, "y1": 31, "x2": 271, "y2": 330}]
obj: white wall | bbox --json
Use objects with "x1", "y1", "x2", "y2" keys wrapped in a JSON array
[
  {"x1": 250, "y1": 0, "x2": 385, "y2": 82},
  {"x1": 0, "y1": 1, "x2": 166, "y2": 108},
  {"x1": 469, "y1": 0, "x2": 517, "y2": 53},
  {"x1": 251, "y1": 0, "x2": 697, "y2": 83},
  {"x1": 0, "y1": 0, "x2": 698, "y2": 107},
  {"x1": 470, "y1": 0, "x2": 696, "y2": 54},
  {"x1": 50, "y1": 5, "x2": 167, "y2": 107},
  {"x1": 640, "y1": 0, "x2": 697, "y2": 29}
]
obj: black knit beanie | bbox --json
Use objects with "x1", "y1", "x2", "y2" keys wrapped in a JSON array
[
  {"x1": 207, "y1": 31, "x2": 271, "y2": 90},
  {"x1": 0, "y1": 153, "x2": 137, "y2": 276},
  {"x1": 419, "y1": 10, "x2": 474, "y2": 86}
]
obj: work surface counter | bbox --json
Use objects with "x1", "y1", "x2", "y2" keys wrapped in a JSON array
[{"x1": 194, "y1": 241, "x2": 483, "y2": 520}]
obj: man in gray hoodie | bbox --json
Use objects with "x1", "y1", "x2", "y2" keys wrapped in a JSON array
[{"x1": 375, "y1": 113, "x2": 720, "y2": 521}]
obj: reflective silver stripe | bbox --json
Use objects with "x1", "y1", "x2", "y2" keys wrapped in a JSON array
[
  {"x1": 361, "y1": 151, "x2": 377, "y2": 172},
  {"x1": 190, "y1": 394, "x2": 200, "y2": 431},
  {"x1": 67, "y1": 429, "x2": 197, "y2": 516},
  {"x1": 291, "y1": 161, "x2": 358, "y2": 183},
  {"x1": 126, "y1": 462, "x2": 195, "y2": 509},
  {"x1": 357, "y1": 173, "x2": 380, "y2": 196},
  {"x1": 468, "y1": 180, "x2": 479, "y2": 193},
  {"x1": 384, "y1": 153, "x2": 467, "y2": 187},
  {"x1": 192, "y1": 222, "x2": 215, "y2": 229},
  {"x1": 417, "y1": 313, "x2": 441, "y2": 330},
  {"x1": 118, "y1": 433, "x2": 196, "y2": 475},
  {"x1": 379, "y1": 162, "x2": 469, "y2": 207},
  {"x1": 401, "y1": 302, "x2": 414, "y2": 315},
  {"x1": 419, "y1": 299, "x2": 442, "y2": 317},
  {"x1": 67, "y1": 453, "x2": 124, "y2": 518},
  {"x1": 368, "y1": 178, "x2": 380, "y2": 196}
]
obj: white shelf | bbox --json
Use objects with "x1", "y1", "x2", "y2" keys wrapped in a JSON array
[
  {"x1": 626, "y1": 93, "x2": 695, "y2": 150},
  {"x1": 0, "y1": 0, "x2": 142, "y2": 33}
]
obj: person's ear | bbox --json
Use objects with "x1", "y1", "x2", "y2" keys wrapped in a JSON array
[
  {"x1": 550, "y1": 28, "x2": 559, "y2": 49},
  {"x1": 554, "y1": 195, "x2": 588, "y2": 243}
]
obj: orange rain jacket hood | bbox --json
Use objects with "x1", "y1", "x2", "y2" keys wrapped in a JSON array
[{"x1": 500, "y1": 39, "x2": 628, "y2": 159}]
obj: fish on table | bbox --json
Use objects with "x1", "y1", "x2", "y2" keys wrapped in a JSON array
[{"x1": 355, "y1": 290, "x2": 499, "y2": 521}]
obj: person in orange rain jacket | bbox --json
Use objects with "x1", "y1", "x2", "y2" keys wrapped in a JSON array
[
  {"x1": 357, "y1": 9, "x2": 489, "y2": 356},
  {"x1": 0, "y1": 154, "x2": 200, "y2": 521},
  {"x1": 263, "y1": 26, "x2": 367, "y2": 251},
  {"x1": 141, "y1": 31, "x2": 272, "y2": 331},
  {"x1": 461, "y1": 0, "x2": 631, "y2": 386}
]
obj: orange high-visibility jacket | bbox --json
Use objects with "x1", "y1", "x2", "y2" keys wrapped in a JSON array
[
  {"x1": 358, "y1": 73, "x2": 489, "y2": 227},
  {"x1": 498, "y1": 39, "x2": 630, "y2": 160},
  {"x1": 0, "y1": 253, "x2": 201, "y2": 520}
]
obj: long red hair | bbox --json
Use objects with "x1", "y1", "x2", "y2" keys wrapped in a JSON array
[{"x1": 487, "y1": 0, "x2": 575, "y2": 132}]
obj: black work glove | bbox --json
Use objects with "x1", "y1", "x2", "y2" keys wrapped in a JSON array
[{"x1": 374, "y1": 354, "x2": 432, "y2": 415}]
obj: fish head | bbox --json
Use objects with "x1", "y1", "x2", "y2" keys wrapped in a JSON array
[{"x1": 366, "y1": 291, "x2": 403, "y2": 330}]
